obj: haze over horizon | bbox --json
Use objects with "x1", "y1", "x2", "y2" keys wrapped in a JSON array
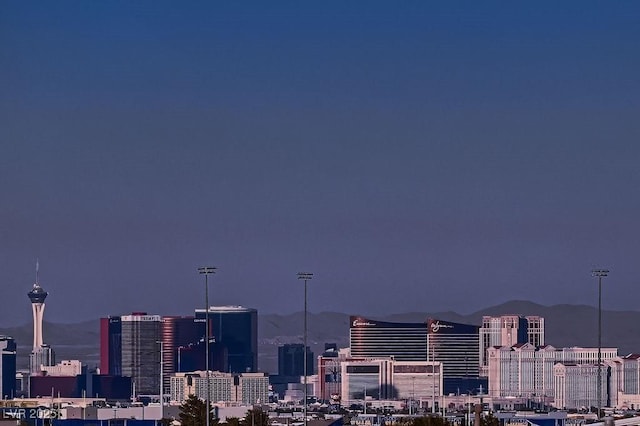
[{"x1": 2, "y1": 2, "x2": 639, "y2": 326}]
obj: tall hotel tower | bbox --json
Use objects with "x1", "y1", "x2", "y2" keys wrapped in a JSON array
[
  {"x1": 28, "y1": 262, "x2": 55, "y2": 374},
  {"x1": 479, "y1": 315, "x2": 545, "y2": 377}
]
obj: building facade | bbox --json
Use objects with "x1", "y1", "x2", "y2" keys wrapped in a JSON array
[
  {"x1": 339, "y1": 358, "x2": 442, "y2": 408},
  {"x1": 427, "y1": 318, "x2": 481, "y2": 394},
  {"x1": 170, "y1": 371, "x2": 268, "y2": 405},
  {"x1": 278, "y1": 344, "x2": 314, "y2": 376},
  {"x1": 100, "y1": 316, "x2": 122, "y2": 376},
  {"x1": 194, "y1": 306, "x2": 258, "y2": 374},
  {"x1": 317, "y1": 347, "x2": 350, "y2": 402},
  {"x1": 160, "y1": 316, "x2": 206, "y2": 395},
  {"x1": 41, "y1": 360, "x2": 83, "y2": 376},
  {"x1": 0, "y1": 336, "x2": 16, "y2": 399},
  {"x1": 487, "y1": 344, "x2": 618, "y2": 407},
  {"x1": 479, "y1": 315, "x2": 545, "y2": 377},
  {"x1": 349, "y1": 316, "x2": 427, "y2": 361},
  {"x1": 554, "y1": 362, "x2": 605, "y2": 410},
  {"x1": 29, "y1": 344, "x2": 55, "y2": 376},
  {"x1": 120, "y1": 313, "x2": 162, "y2": 396}
]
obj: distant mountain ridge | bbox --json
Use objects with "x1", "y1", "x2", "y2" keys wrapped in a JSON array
[{"x1": 2, "y1": 300, "x2": 639, "y2": 374}]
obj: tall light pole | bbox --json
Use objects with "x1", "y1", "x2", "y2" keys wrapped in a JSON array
[
  {"x1": 156, "y1": 340, "x2": 164, "y2": 418},
  {"x1": 592, "y1": 269, "x2": 608, "y2": 418},
  {"x1": 199, "y1": 266, "x2": 216, "y2": 426},
  {"x1": 410, "y1": 376, "x2": 415, "y2": 416},
  {"x1": 297, "y1": 272, "x2": 313, "y2": 426}
]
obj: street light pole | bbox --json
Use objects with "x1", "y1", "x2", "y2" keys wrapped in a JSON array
[
  {"x1": 199, "y1": 266, "x2": 217, "y2": 426},
  {"x1": 297, "y1": 272, "x2": 313, "y2": 426},
  {"x1": 592, "y1": 269, "x2": 608, "y2": 418},
  {"x1": 156, "y1": 340, "x2": 164, "y2": 418},
  {"x1": 410, "y1": 376, "x2": 415, "y2": 416}
]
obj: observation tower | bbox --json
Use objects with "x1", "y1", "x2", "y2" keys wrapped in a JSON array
[{"x1": 27, "y1": 261, "x2": 48, "y2": 350}]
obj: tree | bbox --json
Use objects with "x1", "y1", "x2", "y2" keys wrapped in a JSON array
[
  {"x1": 222, "y1": 417, "x2": 241, "y2": 426},
  {"x1": 479, "y1": 413, "x2": 499, "y2": 426},
  {"x1": 410, "y1": 415, "x2": 450, "y2": 426},
  {"x1": 242, "y1": 407, "x2": 270, "y2": 426},
  {"x1": 179, "y1": 394, "x2": 217, "y2": 426}
]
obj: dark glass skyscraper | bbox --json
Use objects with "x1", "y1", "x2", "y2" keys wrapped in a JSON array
[
  {"x1": 0, "y1": 336, "x2": 16, "y2": 399},
  {"x1": 160, "y1": 316, "x2": 211, "y2": 393},
  {"x1": 278, "y1": 343, "x2": 314, "y2": 376},
  {"x1": 349, "y1": 316, "x2": 428, "y2": 361},
  {"x1": 195, "y1": 306, "x2": 258, "y2": 373},
  {"x1": 427, "y1": 318, "x2": 483, "y2": 394}
]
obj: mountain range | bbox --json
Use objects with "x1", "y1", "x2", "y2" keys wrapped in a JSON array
[{"x1": 3, "y1": 300, "x2": 639, "y2": 374}]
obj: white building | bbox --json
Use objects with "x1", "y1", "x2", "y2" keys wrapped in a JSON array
[
  {"x1": 170, "y1": 371, "x2": 268, "y2": 405},
  {"x1": 340, "y1": 358, "x2": 442, "y2": 409},
  {"x1": 479, "y1": 315, "x2": 545, "y2": 377},
  {"x1": 603, "y1": 353, "x2": 640, "y2": 410},
  {"x1": 554, "y1": 363, "x2": 605, "y2": 410},
  {"x1": 41, "y1": 360, "x2": 82, "y2": 377},
  {"x1": 487, "y1": 344, "x2": 617, "y2": 407},
  {"x1": 29, "y1": 344, "x2": 55, "y2": 376}
]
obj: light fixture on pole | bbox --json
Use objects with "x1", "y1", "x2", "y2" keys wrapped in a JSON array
[
  {"x1": 199, "y1": 266, "x2": 217, "y2": 426},
  {"x1": 592, "y1": 268, "x2": 608, "y2": 419},
  {"x1": 297, "y1": 272, "x2": 313, "y2": 426}
]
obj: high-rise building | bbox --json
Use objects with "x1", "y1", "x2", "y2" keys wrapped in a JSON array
[
  {"x1": 427, "y1": 318, "x2": 482, "y2": 394},
  {"x1": 29, "y1": 344, "x2": 55, "y2": 376},
  {"x1": 101, "y1": 313, "x2": 229, "y2": 398},
  {"x1": 553, "y1": 362, "x2": 605, "y2": 410},
  {"x1": 194, "y1": 306, "x2": 258, "y2": 373},
  {"x1": 0, "y1": 336, "x2": 16, "y2": 399},
  {"x1": 278, "y1": 343, "x2": 314, "y2": 376},
  {"x1": 349, "y1": 316, "x2": 428, "y2": 361},
  {"x1": 317, "y1": 347, "x2": 349, "y2": 402},
  {"x1": 169, "y1": 371, "x2": 268, "y2": 405},
  {"x1": 479, "y1": 315, "x2": 545, "y2": 376},
  {"x1": 160, "y1": 316, "x2": 206, "y2": 395},
  {"x1": 526, "y1": 316, "x2": 545, "y2": 347},
  {"x1": 100, "y1": 316, "x2": 122, "y2": 376},
  {"x1": 349, "y1": 316, "x2": 482, "y2": 395},
  {"x1": 120, "y1": 313, "x2": 162, "y2": 396},
  {"x1": 487, "y1": 344, "x2": 618, "y2": 403}
]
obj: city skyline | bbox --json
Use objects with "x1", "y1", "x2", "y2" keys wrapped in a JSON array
[
  {"x1": 0, "y1": 265, "x2": 623, "y2": 327},
  {"x1": 2, "y1": 2, "x2": 640, "y2": 325}
]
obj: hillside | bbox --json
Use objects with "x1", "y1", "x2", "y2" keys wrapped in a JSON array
[{"x1": 3, "y1": 301, "x2": 640, "y2": 374}]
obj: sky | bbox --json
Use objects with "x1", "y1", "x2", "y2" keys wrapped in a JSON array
[{"x1": 1, "y1": 2, "x2": 640, "y2": 326}]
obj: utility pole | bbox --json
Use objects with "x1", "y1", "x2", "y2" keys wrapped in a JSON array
[
  {"x1": 593, "y1": 269, "x2": 609, "y2": 418},
  {"x1": 297, "y1": 272, "x2": 313, "y2": 426},
  {"x1": 199, "y1": 266, "x2": 217, "y2": 426}
]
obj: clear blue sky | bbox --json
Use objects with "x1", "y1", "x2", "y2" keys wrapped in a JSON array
[{"x1": 1, "y1": 1, "x2": 639, "y2": 325}]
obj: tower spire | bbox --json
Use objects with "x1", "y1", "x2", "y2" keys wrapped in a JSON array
[{"x1": 36, "y1": 258, "x2": 39, "y2": 285}]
